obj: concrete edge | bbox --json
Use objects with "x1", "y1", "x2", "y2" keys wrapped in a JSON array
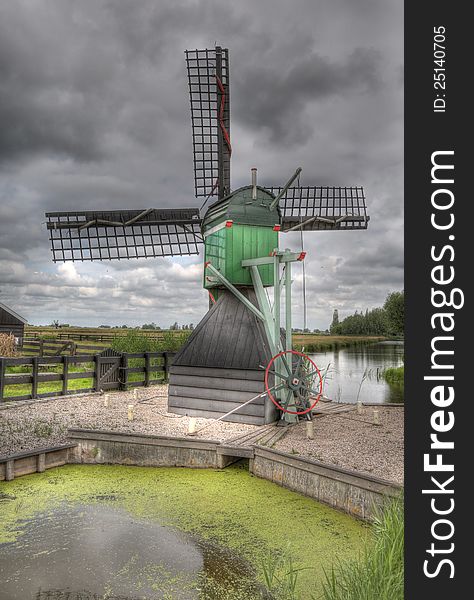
[
  {"x1": 253, "y1": 446, "x2": 402, "y2": 493},
  {"x1": 0, "y1": 429, "x2": 403, "y2": 521},
  {"x1": 67, "y1": 428, "x2": 221, "y2": 451}
]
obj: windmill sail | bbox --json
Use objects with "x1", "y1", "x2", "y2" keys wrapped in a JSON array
[
  {"x1": 46, "y1": 208, "x2": 202, "y2": 262},
  {"x1": 186, "y1": 47, "x2": 231, "y2": 200},
  {"x1": 267, "y1": 186, "x2": 369, "y2": 231}
]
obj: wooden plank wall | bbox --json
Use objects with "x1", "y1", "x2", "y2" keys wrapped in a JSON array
[{"x1": 168, "y1": 365, "x2": 279, "y2": 425}]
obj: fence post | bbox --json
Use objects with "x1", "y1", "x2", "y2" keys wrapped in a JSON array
[
  {"x1": 120, "y1": 353, "x2": 128, "y2": 390},
  {"x1": 0, "y1": 358, "x2": 5, "y2": 401},
  {"x1": 39, "y1": 339, "x2": 44, "y2": 357},
  {"x1": 163, "y1": 352, "x2": 168, "y2": 382},
  {"x1": 62, "y1": 355, "x2": 69, "y2": 396},
  {"x1": 93, "y1": 354, "x2": 99, "y2": 391},
  {"x1": 145, "y1": 352, "x2": 151, "y2": 387},
  {"x1": 32, "y1": 356, "x2": 39, "y2": 399}
]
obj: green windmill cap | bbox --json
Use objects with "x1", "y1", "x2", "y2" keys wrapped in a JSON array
[{"x1": 203, "y1": 185, "x2": 281, "y2": 230}]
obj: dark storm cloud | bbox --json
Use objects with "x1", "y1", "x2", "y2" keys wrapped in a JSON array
[
  {"x1": 0, "y1": 0, "x2": 403, "y2": 329},
  {"x1": 235, "y1": 48, "x2": 382, "y2": 145}
]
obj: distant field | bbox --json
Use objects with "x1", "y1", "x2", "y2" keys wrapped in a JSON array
[
  {"x1": 25, "y1": 326, "x2": 386, "y2": 352},
  {"x1": 292, "y1": 334, "x2": 386, "y2": 352},
  {"x1": 25, "y1": 326, "x2": 171, "y2": 342}
]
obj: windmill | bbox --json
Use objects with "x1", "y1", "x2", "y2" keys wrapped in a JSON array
[{"x1": 45, "y1": 46, "x2": 369, "y2": 425}]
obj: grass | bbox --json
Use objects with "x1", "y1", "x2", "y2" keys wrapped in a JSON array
[
  {"x1": 292, "y1": 335, "x2": 386, "y2": 353},
  {"x1": 2, "y1": 355, "x2": 165, "y2": 399},
  {"x1": 382, "y1": 365, "x2": 404, "y2": 386},
  {"x1": 260, "y1": 545, "x2": 311, "y2": 599},
  {"x1": 319, "y1": 498, "x2": 404, "y2": 600}
]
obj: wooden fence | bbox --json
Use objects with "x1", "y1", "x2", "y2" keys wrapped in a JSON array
[
  {"x1": 0, "y1": 351, "x2": 176, "y2": 402},
  {"x1": 21, "y1": 337, "x2": 108, "y2": 357}
]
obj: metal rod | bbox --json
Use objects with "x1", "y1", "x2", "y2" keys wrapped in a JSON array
[
  {"x1": 191, "y1": 385, "x2": 278, "y2": 435},
  {"x1": 273, "y1": 253, "x2": 281, "y2": 356},
  {"x1": 269, "y1": 167, "x2": 302, "y2": 211},
  {"x1": 273, "y1": 254, "x2": 283, "y2": 405},
  {"x1": 205, "y1": 263, "x2": 265, "y2": 321},
  {"x1": 250, "y1": 265, "x2": 278, "y2": 356},
  {"x1": 285, "y1": 258, "x2": 292, "y2": 351},
  {"x1": 251, "y1": 167, "x2": 257, "y2": 200},
  {"x1": 242, "y1": 252, "x2": 303, "y2": 267}
]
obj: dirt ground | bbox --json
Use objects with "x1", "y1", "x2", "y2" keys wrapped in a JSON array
[{"x1": 0, "y1": 385, "x2": 258, "y2": 456}]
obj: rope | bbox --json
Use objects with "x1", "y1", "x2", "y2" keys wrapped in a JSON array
[{"x1": 297, "y1": 172, "x2": 307, "y2": 331}]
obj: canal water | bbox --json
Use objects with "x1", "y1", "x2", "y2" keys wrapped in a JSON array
[
  {"x1": 0, "y1": 464, "x2": 369, "y2": 600},
  {"x1": 309, "y1": 341, "x2": 404, "y2": 404}
]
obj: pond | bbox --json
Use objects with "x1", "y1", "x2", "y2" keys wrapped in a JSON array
[
  {"x1": 309, "y1": 341, "x2": 404, "y2": 404},
  {"x1": 0, "y1": 464, "x2": 370, "y2": 600}
]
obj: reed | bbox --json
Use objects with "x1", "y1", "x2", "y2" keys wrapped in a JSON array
[{"x1": 319, "y1": 498, "x2": 404, "y2": 600}]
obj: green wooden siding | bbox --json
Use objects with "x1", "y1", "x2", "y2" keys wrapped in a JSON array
[{"x1": 204, "y1": 224, "x2": 277, "y2": 288}]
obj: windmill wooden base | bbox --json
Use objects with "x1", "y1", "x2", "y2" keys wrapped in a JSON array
[{"x1": 168, "y1": 289, "x2": 279, "y2": 425}]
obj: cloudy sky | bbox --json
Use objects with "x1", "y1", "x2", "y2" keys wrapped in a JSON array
[{"x1": 0, "y1": 0, "x2": 403, "y2": 330}]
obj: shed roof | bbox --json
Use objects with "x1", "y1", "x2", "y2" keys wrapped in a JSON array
[
  {"x1": 172, "y1": 288, "x2": 273, "y2": 370},
  {"x1": 0, "y1": 302, "x2": 28, "y2": 325}
]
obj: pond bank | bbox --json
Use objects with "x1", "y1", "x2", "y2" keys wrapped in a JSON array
[{"x1": 0, "y1": 389, "x2": 403, "y2": 486}]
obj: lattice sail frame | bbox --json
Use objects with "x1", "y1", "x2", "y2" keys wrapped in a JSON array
[
  {"x1": 267, "y1": 186, "x2": 369, "y2": 231},
  {"x1": 46, "y1": 208, "x2": 202, "y2": 262},
  {"x1": 186, "y1": 47, "x2": 230, "y2": 199}
]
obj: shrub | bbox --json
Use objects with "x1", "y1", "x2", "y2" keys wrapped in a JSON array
[
  {"x1": 110, "y1": 330, "x2": 191, "y2": 353},
  {"x1": 0, "y1": 333, "x2": 17, "y2": 357},
  {"x1": 383, "y1": 365, "x2": 404, "y2": 386}
]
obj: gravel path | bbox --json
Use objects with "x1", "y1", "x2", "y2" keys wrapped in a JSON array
[
  {"x1": 0, "y1": 386, "x2": 259, "y2": 457},
  {"x1": 275, "y1": 406, "x2": 404, "y2": 485},
  {"x1": 0, "y1": 389, "x2": 403, "y2": 485}
]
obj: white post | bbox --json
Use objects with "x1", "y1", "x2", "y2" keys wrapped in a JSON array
[{"x1": 373, "y1": 409, "x2": 379, "y2": 425}]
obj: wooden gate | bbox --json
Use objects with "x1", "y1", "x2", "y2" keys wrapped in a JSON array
[{"x1": 96, "y1": 348, "x2": 123, "y2": 391}]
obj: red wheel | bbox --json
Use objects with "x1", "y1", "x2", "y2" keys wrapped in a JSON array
[{"x1": 264, "y1": 350, "x2": 323, "y2": 415}]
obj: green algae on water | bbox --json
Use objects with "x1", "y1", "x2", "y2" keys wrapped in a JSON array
[{"x1": 0, "y1": 463, "x2": 370, "y2": 598}]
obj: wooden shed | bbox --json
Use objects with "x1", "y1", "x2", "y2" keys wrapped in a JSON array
[{"x1": 0, "y1": 302, "x2": 27, "y2": 347}]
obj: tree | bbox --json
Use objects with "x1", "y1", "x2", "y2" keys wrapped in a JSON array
[
  {"x1": 330, "y1": 309, "x2": 339, "y2": 333},
  {"x1": 383, "y1": 291, "x2": 404, "y2": 335}
]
